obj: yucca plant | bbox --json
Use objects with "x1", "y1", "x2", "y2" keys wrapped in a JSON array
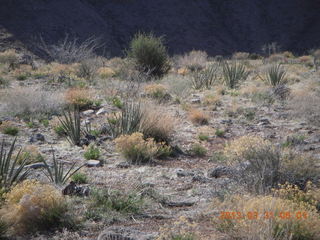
[
  {"x1": 107, "y1": 101, "x2": 143, "y2": 138},
  {"x1": 0, "y1": 138, "x2": 30, "y2": 192},
  {"x1": 260, "y1": 63, "x2": 287, "y2": 87},
  {"x1": 222, "y1": 61, "x2": 249, "y2": 89},
  {"x1": 41, "y1": 149, "x2": 84, "y2": 185},
  {"x1": 58, "y1": 106, "x2": 81, "y2": 146},
  {"x1": 191, "y1": 64, "x2": 218, "y2": 89}
]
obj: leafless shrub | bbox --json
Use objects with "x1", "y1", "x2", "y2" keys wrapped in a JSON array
[
  {"x1": 232, "y1": 52, "x2": 250, "y2": 60},
  {"x1": 37, "y1": 35, "x2": 103, "y2": 64},
  {"x1": 310, "y1": 49, "x2": 320, "y2": 71},
  {"x1": 177, "y1": 50, "x2": 208, "y2": 71},
  {"x1": 0, "y1": 87, "x2": 66, "y2": 119},
  {"x1": 261, "y1": 42, "x2": 281, "y2": 56},
  {"x1": 162, "y1": 74, "x2": 192, "y2": 100},
  {"x1": 76, "y1": 58, "x2": 102, "y2": 81}
]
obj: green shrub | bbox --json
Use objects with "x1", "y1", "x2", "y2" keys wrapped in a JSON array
[
  {"x1": 54, "y1": 125, "x2": 66, "y2": 136},
  {"x1": 58, "y1": 107, "x2": 81, "y2": 146},
  {"x1": 107, "y1": 101, "x2": 143, "y2": 138},
  {"x1": 127, "y1": 32, "x2": 170, "y2": 78},
  {"x1": 84, "y1": 144, "x2": 100, "y2": 160},
  {"x1": 86, "y1": 188, "x2": 143, "y2": 221},
  {"x1": 0, "y1": 77, "x2": 9, "y2": 88},
  {"x1": 16, "y1": 74, "x2": 28, "y2": 81},
  {"x1": 0, "y1": 138, "x2": 30, "y2": 192},
  {"x1": 222, "y1": 61, "x2": 249, "y2": 89},
  {"x1": 198, "y1": 134, "x2": 209, "y2": 141},
  {"x1": 215, "y1": 129, "x2": 225, "y2": 137},
  {"x1": 41, "y1": 150, "x2": 83, "y2": 185},
  {"x1": 189, "y1": 144, "x2": 207, "y2": 157},
  {"x1": 191, "y1": 64, "x2": 218, "y2": 90},
  {"x1": 71, "y1": 172, "x2": 88, "y2": 184},
  {"x1": 260, "y1": 63, "x2": 287, "y2": 87},
  {"x1": 1, "y1": 126, "x2": 19, "y2": 136}
]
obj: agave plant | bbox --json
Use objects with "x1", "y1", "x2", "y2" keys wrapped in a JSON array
[
  {"x1": 41, "y1": 149, "x2": 84, "y2": 185},
  {"x1": 107, "y1": 101, "x2": 143, "y2": 138},
  {"x1": 262, "y1": 63, "x2": 287, "y2": 87},
  {"x1": 0, "y1": 138, "x2": 30, "y2": 192},
  {"x1": 222, "y1": 61, "x2": 249, "y2": 89},
  {"x1": 58, "y1": 106, "x2": 81, "y2": 146},
  {"x1": 191, "y1": 64, "x2": 218, "y2": 90}
]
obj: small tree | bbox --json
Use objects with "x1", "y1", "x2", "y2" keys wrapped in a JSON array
[{"x1": 127, "y1": 33, "x2": 170, "y2": 78}]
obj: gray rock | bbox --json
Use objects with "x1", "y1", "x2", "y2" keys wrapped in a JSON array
[
  {"x1": 190, "y1": 98, "x2": 201, "y2": 104},
  {"x1": 29, "y1": 133, "x2": 45, "y2": 143},
  {"x1": 96, "y1": 107, "x2": 108, "y2": 115},
  {"x1": 83, "y1": 109, "x2": 94, "y2": 115},
  {"x1": 220, "y1": 119, "x2": 233, "y2": 124},
  {"x1": 98, "y1": 227, "x2": 157, "y2": 240},
  {"x1": 86, "y1": 160, "x2": 102, "y2": 167},
  {"x1": 117, "y1": 162, "x2": 131, "y2": 168},
  {"x1": 257, "y1": 118, "x2": 271, "y2": 126},
  {"x1": 176, "y1": 168, "x2": 195, "y2": 177},
  {"x1": 208, "y1": 165, "x2": 234, "y2": 178}
]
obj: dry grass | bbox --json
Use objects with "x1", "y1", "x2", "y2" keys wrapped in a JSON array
[
  {"x1": 177, "y1": 50, "x2": 208, "y2": 71},
  {"x1": 0, "y1": 86, "x2": 65, "y2": 119},
  {"x1": 213, "y1": 194, "x2": 320, "y2": 240},
  {"x1": 189, "y1": 109, "x2": 209, "y2": 125}
]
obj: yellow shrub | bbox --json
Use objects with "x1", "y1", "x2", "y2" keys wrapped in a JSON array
[
  {"x1": 224, "y1": 135, "x2": 269, "y2": 160},
  {"x1": 0, "y1": 49, "x2": 19, "y2": 69},
  {"x1": 115, "y1": 132, "x2": 158, "y2": 164},
  {"x1": 97, "y1": 67, "x2": 115, "y2": 79},
  {"x1": 177, "y1": 67, "x2": 189, "y2": 75},
  {"x1": 65, "y1": 87, "x2": 94, "y2": 109},
  {"x1": 189, "y1": 109, "x2": 209, "y2": 125},
  {"x1": 0, "y1": 180, "x2": 71, "y2": 235},
  {"x1": 14, "y1": 145, "x2": 44, "y2": 165},
  {"x1": 144, "y1": 83, "x2": 167, "y2": 99},
  {"x1": 273, "y1": 182, "x2": 320, "y2": 210},
  {"x1": 203, "y1": 94, "x2": 221, "y2": 107},
  {"x1": 214, "y1": 194, "x2": 320, "y2": 240}
]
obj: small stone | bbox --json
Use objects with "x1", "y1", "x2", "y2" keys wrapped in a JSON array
[
  {"x1": 220, "y1": 119, "x2": 233, "y2": 124},
  {"x1": 257, "y1": 118, "x2": 271, "y2": 126},
  {"x1": 83, "y1": 109, "x2": 94, "y2": 115},
  {"x1": 208, "y1": 165, "x2": 233, "y2": 178},
  {"x1": 190, "y1": 98, "x2": 201, "y2": 104},
  {"x1": 176, "y1": 168, "x2": 194, "y2": 177},
  {"x1": 86, "y1": 160, "x2": 102, "y2": 167},
  {"x1": 96, "y1": 108, "x2": 107, "y2": 115},
  {"x1": 117, "y1": 162, "x2": 131, "y2": 168},
  {"x1": 29, "y1": 133, "x2": 45, "y2": 143}
]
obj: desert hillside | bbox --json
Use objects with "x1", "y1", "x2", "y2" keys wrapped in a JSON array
[{"x1": 0, "y1": 0, "x2": 320, "y2": 56}]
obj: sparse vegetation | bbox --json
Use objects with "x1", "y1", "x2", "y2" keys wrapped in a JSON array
[
  {"x1": 84, "y1": 144, "x2": 100, "y2": 160},
  {"x1": 58, "y1": 107, "x2": 81, "y2": 146}
]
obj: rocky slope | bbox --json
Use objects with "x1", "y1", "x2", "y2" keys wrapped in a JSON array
[{"x1": 0, "y1": 0, "x2": 320, "y2": 56}]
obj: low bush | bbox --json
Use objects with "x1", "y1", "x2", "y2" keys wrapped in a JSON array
[
  {"x1": 144, "y1": 83, "x2": 168, "y2": 100},
  {"x1": 0, "y1": 180, "x2": 75, "y2": 235},
  {"x1": 232, "y1": 52, "x2": 250, "y2": 60},
  {"x1": 15, "y1": 145, "x2": 44, "y2": 165},
  {"x1": 214, "y1": 194, "x2": 320, "y2": 240},
  {"x1": 189, "y1": 143, "x2": 207, "y2": 157},
  {"x1": 0, "y1": 122, "x2": 19, "y2": 136},
  {"x1": 127, "y1": 32, "x2": 170, "y2": 78},
  {"x1": 86, "y1": 188, "x2": 143, "y2": 221},
  {"x1": 189, "y1": 109, "x2": 209, "y2": 125},
  {"x1": 71, "y1": 172, "x2": 88, "y2": 184},
  {"x1": 140, "y1": 105, "x2": 175, "y2": 143},
  {"x1": 65, "y1": 88, "x2": 94, "y2": 110},
  {"x1": 84, "y1": 144, "x2": 100, "y2": 160},
  {"x1": 0, "y1": 50, "x2": 19, "y2": 70},
  {"x1": 177, "y1": 50, "x2": 208, "y2": 71},
  {"x1": 115, "y1": 132, "x2": 158, "y2": 164}
]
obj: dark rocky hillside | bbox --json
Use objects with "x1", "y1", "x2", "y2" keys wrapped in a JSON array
[{"x1": 0, "y1": 0, "x2": 320, "y2": 56}]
